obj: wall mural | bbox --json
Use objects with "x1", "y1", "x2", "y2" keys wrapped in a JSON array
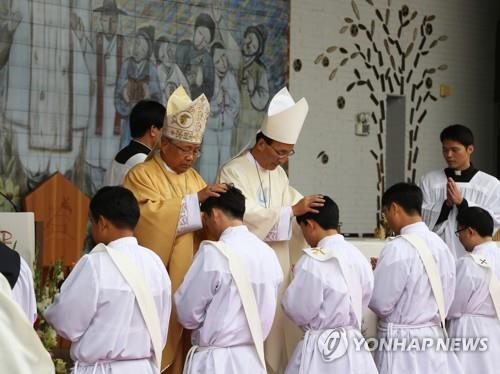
[
  {"x1": 316, "y1": 0, "x2": 448, "y2": 226},
  {"x1": 0, "y1": 0, "x2": 289, "y2": 210}
]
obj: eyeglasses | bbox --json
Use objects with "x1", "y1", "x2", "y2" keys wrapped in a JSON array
[
  {"x1": 171, "y1": 142, "x2": 202, "y2": 158},
  {"x1": 266, "y1": 142, "x2": 295, "y2": 158},
  {"x1": 455, "y1": 227, "x2": 467, "y2": 237}
]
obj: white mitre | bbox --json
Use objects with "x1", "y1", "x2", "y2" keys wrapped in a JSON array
[{"x1": 260, "y1": 87, "x2": 309, "y2": 145}]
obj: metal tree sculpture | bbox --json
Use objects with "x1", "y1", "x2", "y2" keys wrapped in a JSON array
[{"x1": 317, "y1": 0, "x2": 448, "y2": 226}]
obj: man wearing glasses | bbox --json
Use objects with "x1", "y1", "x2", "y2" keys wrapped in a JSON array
[
  {"x1": 124, "y1": 86, "x2": 227, "y2": 374},
  {"x1": 218, "y1": 87, "x2": 325, "y2": 374},
  {"x1": 448, "y1": 207, "x2": 500, "y2": 373}
]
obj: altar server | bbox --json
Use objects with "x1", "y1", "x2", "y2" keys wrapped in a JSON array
[
  {"x1": 45, "y1": 186, "x2": 171, "y2": 374},
  {"x1": 175, "y1": 185, "x2": 283, "y2": 374},
  {"x1": 282, "y1": 196, "x2": 377, "y2": 374},
  {"x1": 448, "y1": 207, "x2": 500, "y2": 373},
  {"x1": 104, "y1": 100, "x2": 165, "y2": 186},
  {"x1": 420, "y1": 124, "x2": 500, "y2": 257},
  {"x1": 369, "y1": 183, "x2": 463, "y2": 374}
]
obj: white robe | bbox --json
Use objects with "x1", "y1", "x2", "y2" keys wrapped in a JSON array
[
  {"x1": 12, "y1": 256, "x2": 37, "y2": 325},
  {"x1": 44, "y1": 237, "x2": 171, "y2": 374},
  {"x1": 369, "y1": 222, "x2": 463, "y2": 374},
  {"x1": 420, "y1": 169, "x2": 500, "y2": 257},
  {"x1": 282, "y1": 234, "x2": 377, "y2": 374},
  {"x1": 448, "y1": 241, "x2": 500, "y2": 373},
  {"x1": 0, "y1": 273, "x2": 54, "y2": 374},
  {"x1": 218, "y1": 151, "x2": 306, "y2": 373},
  {"x1": 104, "y1": 153, "x2": 147, "y2": 186},
  {"x1": 174, "y1": 225, "x2": 283, "y2": 374}
]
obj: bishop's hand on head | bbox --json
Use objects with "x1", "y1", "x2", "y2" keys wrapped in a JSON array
[
  {"x1": 198, "y1": 183, "x2": 229, "y2": 203},
  {"x1": 292, "y1": 194, "x2": 325, "y2": 216}
]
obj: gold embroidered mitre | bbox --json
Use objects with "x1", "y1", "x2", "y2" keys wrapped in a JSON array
[{"x1": 163, "y1": 86, "x2": 210, "y2": 144}]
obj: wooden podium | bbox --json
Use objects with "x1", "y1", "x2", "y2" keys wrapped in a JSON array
[
  {"x1": 24, "y1": 172, "x2": 89, "y2": 266},
  {"x1": 0, "y1": 212, "x2": 36, "y2": 270}
]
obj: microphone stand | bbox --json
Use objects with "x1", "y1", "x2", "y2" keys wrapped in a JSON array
[{"x1": 0, "y1": 191, "x2": 20, "y2": 212}]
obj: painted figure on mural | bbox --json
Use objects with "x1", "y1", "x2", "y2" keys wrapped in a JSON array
[
  {"x1": 235, "y1": 24, "x2": 270, "y2": 153},
  {"x1": 1, "y1": 0, "x2": 86, "y2": 188},
  {"x1": 70, "y1": 0, "x2": 126, "y2": 192},
  {"x1": 176, "y1": 13, "x2": 215, "y2": 101},
  {"x1": 115, "y1": 25, "x2": 162, "y2": 149},
  {"x1": 198, "y1": 42, "x2": 240, "y2": 183},
  {"x1": 154, "y1": 36, "x2": 191, "y2": 102},
  {"x1": 0, "y1": 3, "x2": 22, "y2": 114}
]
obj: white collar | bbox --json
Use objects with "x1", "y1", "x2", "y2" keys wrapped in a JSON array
[
  {"x1": 317, "y1": 234, "x2": 344, "y2": 248},
  {"x1": 400, "y1": 221, "x2": 428, "y2": 235},
  {"x1": 246, "y1": 151, "x2": 267, "y2": 172}
]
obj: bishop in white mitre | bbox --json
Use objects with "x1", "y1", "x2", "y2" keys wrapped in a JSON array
[{"x1": 217, "y1": 87, "x2": 324, "y2": 373}]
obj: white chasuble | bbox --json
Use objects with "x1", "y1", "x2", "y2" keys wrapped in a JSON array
[{"x1": 0, "y1": 273, "x2": 54, "y2": 373}]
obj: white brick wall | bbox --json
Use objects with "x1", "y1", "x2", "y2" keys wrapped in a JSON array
[{"x1": 289, "y1": 0, "x2": 499, "y2": 234}]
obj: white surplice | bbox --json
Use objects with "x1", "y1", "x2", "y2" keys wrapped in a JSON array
[
  {"x1": 282, "y1": 234, "x2": 377, "y2": 374},
  {"x1": 174, "y1": 225, "x2": 283, "y2": 374},
  {"x1": 44, "y1": 237, "x2": 171, "y2": 374},
  {"x1": 448, "y1": 241, "x2": 500, "y2": 373},
  {"x1": 12, "y1": 256, "x2": 37, "y2": 325},
  {"x1": 369, "y1": 222, "x2": 463, "y2": 374},
  {"x1": 218, "y1": 151, "x2": 307, "y2": 373},
  {"x1": 420, "y1": 169, "x2": 500, "y2": 258}
]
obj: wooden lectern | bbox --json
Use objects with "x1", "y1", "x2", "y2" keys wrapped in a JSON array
[{"x1": 24, "y1": 172, "x2": 89, "y2": 266}]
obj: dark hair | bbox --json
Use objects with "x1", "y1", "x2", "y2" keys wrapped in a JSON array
[
  {"x1": 457, "y1": 207, "x2": 494, "y2": 237},
  {"x1": 200, "y1": 185, "x2": 246, "y2": 220},
  {"x1": 440, "y1": 124, "x2": 474, "y2": 147},
  {"x1": 255, "y1": 131, "x2": 273, "y2": 145},
  {"x1": 296, "y1": 195, "x2": 339, "y2": 230},
  {"x1": 129, "y1": 100, "x2": 166, "y2": 138},
  {"x1": 90, "y1": 186, "x2": 140, "y2": 230},
  {"x1": 194, "y1": 13, "x2": 215, "y2": 42},
  {"x1": 382, "y1": 183, "x2": 423, "y2": 216}
]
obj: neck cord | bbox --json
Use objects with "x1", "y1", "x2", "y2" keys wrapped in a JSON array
[{"x1": 254, "y1": 160, "x2": 271, "y2": 208}]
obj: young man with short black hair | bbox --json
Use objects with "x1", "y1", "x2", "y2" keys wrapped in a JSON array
[
  {"x1": 104, "y1": 100, "x2": 165, "y2": 186},
  {"x1": 175, "y1": 185, "x2": 283, "y2": 374},
  {"x1": 420, "y1": 124, "x2": 500, "y2": 257},
  {"x1": 448, "y1": 207, "x2": 500, "y2": 373},
  {"x1": 282, "y1": 196, "x2": 377, "y2": 374},
  {"x1": 369, "y1": 183, "x2": 463, "y2": 374},
  {"x1": 45, "y1": 186, "x2": 171, "y2": 374}
]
